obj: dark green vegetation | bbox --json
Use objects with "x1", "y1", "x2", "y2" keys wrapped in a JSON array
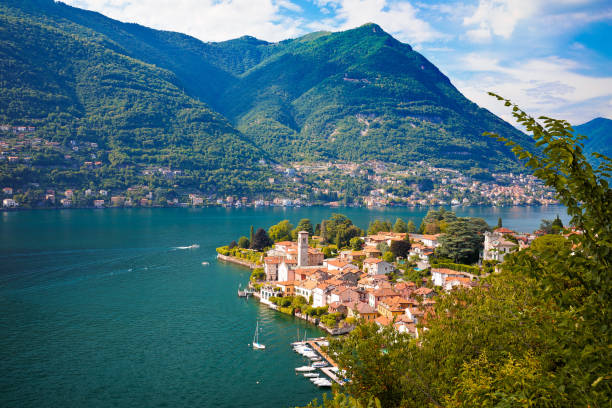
[
  {"x1": 1, "y1": 0, "x2": 533, "y2": 199},
  {"x1": 306, "y1": 102, "x2": 612, "y2": 407}
]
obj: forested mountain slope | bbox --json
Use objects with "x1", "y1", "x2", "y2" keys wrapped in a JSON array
[{"x1": 0, "y1": 0, "x2": 536, "y2": 199}]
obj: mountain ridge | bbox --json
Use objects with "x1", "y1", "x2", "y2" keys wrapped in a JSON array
[{"x1": 0, "y1": 0, "x2": 537, "y2": 199}]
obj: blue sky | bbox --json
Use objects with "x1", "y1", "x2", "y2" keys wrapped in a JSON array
[{"x1": 64, "y1": 0, "x2": 612, "y2": 125}]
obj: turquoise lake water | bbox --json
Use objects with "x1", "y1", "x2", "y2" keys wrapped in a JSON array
[{"x1": 0, "y1": 206, "x2": 569, "y2": 407}]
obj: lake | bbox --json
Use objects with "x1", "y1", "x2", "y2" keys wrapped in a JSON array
[{"x1": 0, "y1": 205, "x2": 569, "y2": 407}]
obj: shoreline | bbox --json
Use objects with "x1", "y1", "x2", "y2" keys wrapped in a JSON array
[
  {"x1": 251, "y1": 291, "x2": 354, "y2": 335},
  {"x1": 0, "y1": 202, "x2": 561, "y2": 213},
  {"x1": 216, "y1": 254, "x2": 259, "y2": 269}
]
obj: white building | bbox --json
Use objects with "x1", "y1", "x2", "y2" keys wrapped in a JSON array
[
  {"x1": 363, "y1": 258, "x2": 394, "y2": 275},
  {"x1": 2, "y1": 198, "x2": 18, "y2": 207},
  {"x1": 483, "y1": 231, "x2": 516, "y2": 263}
]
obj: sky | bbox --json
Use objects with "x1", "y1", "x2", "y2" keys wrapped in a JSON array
[{"x1": 63, "y1": 0, "x2": 612, "y2": 125}]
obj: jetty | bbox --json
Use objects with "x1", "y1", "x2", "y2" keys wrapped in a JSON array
[
  {"x1": 238, "y1": 288, "x2": 254, "y2": 297},
  {"x1": 293, "y1": 339, "x2": 344, "y2": 386}
]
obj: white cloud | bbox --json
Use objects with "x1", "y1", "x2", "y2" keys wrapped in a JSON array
[
  {"x1": 64, "y1": 0, "x2": 306, "y2": 42},
  {"x1": 452, "y1": 53, "x2": 612, "y2": 124},
  {"x1": 462, "y1": 0, "x2": 537, "y2": 42},
  {"x1": 306, "y1": 0, "x2": 445, "y2": 45},
  {"x1": 462, "y1": 0, "x2": 612, "y2": 43}
]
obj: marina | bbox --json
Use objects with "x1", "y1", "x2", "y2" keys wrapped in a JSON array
[{"x1": 292, "y1": 339, "x2": 345, "y2": 387}]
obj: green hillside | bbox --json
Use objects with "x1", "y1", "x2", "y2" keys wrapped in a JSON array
[
  {"x1": 214, "y1": 24, "x2": 534, "y2": 170},
  {"x1": 574, "y1": 117, "x2": 612, "y2": 159},
  {"x1": 0, "y1": 0, "x2": 271, "y2": 197},
  {"x1": 0, "y1": 0, "x2": 537, "y2": 203}
]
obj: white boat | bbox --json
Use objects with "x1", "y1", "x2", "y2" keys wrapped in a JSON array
[
  {"x1": 311, "y1": 361, "x2": 328, "y2": 368},
  {"x1": 201, "y1": 261, "x2": 209, "y2": 266},
  {"x1": 295, "y1": 366, "x2": 316, "y2": 372},
  {"x1": 315, "y1": 379, "x2": 333, "y2": 387},
  {"x1": 252, "y1": 320, "x2": 265, "y2": 350},
  {"x1": 303, "y1": 373, "x2": 319, "y2": 378}
]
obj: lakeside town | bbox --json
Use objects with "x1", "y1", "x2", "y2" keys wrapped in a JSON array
[
  {"x1": 216, "y1": 211, "x2": 562, "y2": 337},
  {"x1": 1, "y1": 126, "x2": 558, "y2": 210}
]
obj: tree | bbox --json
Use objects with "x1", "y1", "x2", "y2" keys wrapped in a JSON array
[
  {"x1": 238, "y1": 236, "x2": 250, "y2": 249},
  {"x1": 249, "y1": 225, "x2": 254, "y2": 245},
  {"x1": 393, "y1": 218, "x2": 407, "y2": 233},
  {"x1": 350, "y1": 237, "x2": 364, "y2": 251},
  {"x1": 436, "y1": 217, "x2": 489, "y2": 264},
  {"x1": 292, "y1": 218, "x2": 314, "y2": 239},
  {"x1": 322, "y1": 214, "x2": 363, "y2": 248},
  {"x1": 251, "y1": 228, "x2": 272, "y2": 251},
  {"x1": 268, "y1": 220, "x2": 294, "y2": 242},
  {"x1": 306, "y1": 100, "x2": 612, "y2": 408},
  {"x1": 376, "y1": 242, "x2": 389, "y2": 254},
  {"x1": 228, "y1": 240, "x2": 237, "y2": 249},
  {"x1": 382, "y1": 251, "x2": 394, "y2": 262},
  {"x1": 390, "y1": 239, "x2": 411, "y2": 259},
  {"x1": 497, "y1": 217, "x2": 502, "y2": 229},
  {"x1": 552, "y1": 214, "x2": 564, "y2": 233},
  {"x1": 406, "y1": 220, "x2": 416, "y2": 233},
  {"x1": 324, "y1": 323, "x2": 413, "y2": 407},
  {"x1": 368, "y1": 220, "x2": 391, "y2": 235}
]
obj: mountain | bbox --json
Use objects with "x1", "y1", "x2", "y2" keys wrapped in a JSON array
[
  {"x1": 0, "y1": 0, "x2": 271, "y2": 197},
  {"x1": 0, "y1": 0, "x2": 535, "y2": 201},
  {"x1": 573, "y1": 117, "x2": 612, "y2": 159},
  {"x1": 214, "y1": 24, "x2": 533, "y2": 170}
]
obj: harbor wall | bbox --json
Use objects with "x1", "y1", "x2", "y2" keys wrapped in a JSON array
[{"x1": 217, "y1": 254, "x2": 259, "y2": 269}]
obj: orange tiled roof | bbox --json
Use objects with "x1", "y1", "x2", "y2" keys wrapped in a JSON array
[{"x1": 375, "y1": 315, "x2": 391, "y2": 326}]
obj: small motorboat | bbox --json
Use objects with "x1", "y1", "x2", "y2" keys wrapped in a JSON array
[
  {"x1": 201, "y1": 261, "x2": 209, "y2": 266},
  {"x1": 315, "y1": 379, "x2": 332, "y2": 387},
  {"x1": 295, "y1": 366, "x2": 316, "y2": 372},
  {"x1": 303, "y1": 373, "x2": 319, "y2": 378},
  {"x1": 311, "y1": 361, "x2": 328, "y2": 368}
]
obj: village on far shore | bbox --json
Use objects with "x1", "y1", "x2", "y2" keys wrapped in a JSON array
[{"x1": 217, "y1": 210, "x2": 569, "y2": 336}]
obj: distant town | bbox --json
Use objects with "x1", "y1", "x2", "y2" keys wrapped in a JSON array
[{"x1": 1, "y1": 125, "x2": 558, "y2": 210}]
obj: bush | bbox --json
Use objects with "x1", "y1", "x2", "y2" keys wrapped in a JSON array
[
  {"x1": 238, "y1": 236, "x2": 250, "y2": 248},
  {"x1": 250, "y1": 268, "x2": 266, "y2": 282}
]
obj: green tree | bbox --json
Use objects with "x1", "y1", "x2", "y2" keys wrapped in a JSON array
[
  {"x1": 322, "y1": 214, "x2": 362, "y2": 248},
  {"x1": 237, "y1": 236, "x2": 250, "y2": 249},
  {"x1": 382, "y1": 251, "x2": 394, "y2": 262},
  {"x1": 406, "y1": 220, "x2": 416, "y2": 233},
  {"x1": 389, "y1": 239, "x2": 411, "y2": 259},
  {"x1": 436, "y1": 217, "x2": 489, "y2": 264},
  {"x1": 393, "y1": 218, "x2": 408, "y2": 233},
  {"x1": 292, "y1": 218, "x2": 314, "y2": 239},
  {"x1": 268, "y1": 219, "x2": 294, "y2": 242},
  {"x1": 497, "y1": 217, "x2": 502, "y2": 229},
  {"x1": 368, "y1": 220, "x2": 391, "y2": 235},
  {"x1": 308, "y1": 100, "x2": 612, "y2": 408},
  {"x1": 251, "y1": 228, "x2": 272, "y2": 251},
  {"x1": 350, "y1": 237, "x2": 364, "y2": 251},
  {"x1": 249, "y1": 225, "x2": 254, "y2": 246},
  {"x1": 551, "y1": 214, "x2": 564, "y2": 233}
]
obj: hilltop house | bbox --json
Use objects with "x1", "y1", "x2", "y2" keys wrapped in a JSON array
[{"x1": 483, "y1": 230, "x2": 517, "y2": 262}]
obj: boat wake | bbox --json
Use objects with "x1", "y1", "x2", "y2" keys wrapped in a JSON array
[{"x1": 172, "y1": 244, "x2": 200, "y2": 250}]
